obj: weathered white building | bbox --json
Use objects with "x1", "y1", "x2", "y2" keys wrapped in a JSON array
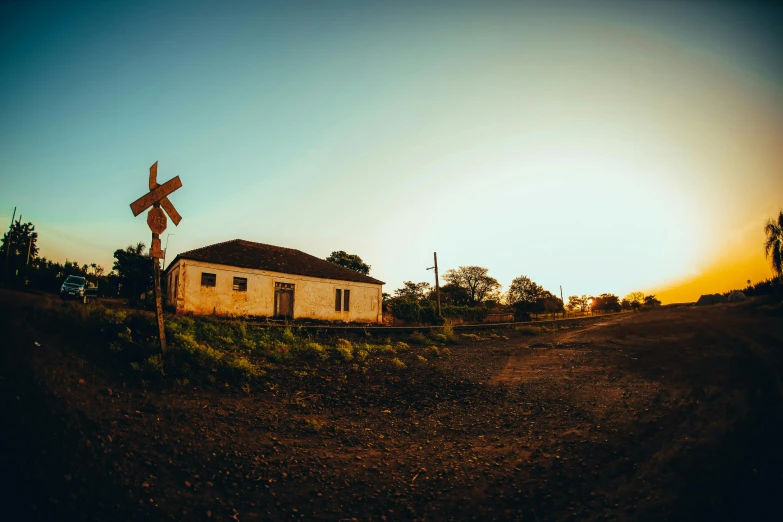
[{"x1": 165, "y1": 240, "x2": 384, "y2": 323}]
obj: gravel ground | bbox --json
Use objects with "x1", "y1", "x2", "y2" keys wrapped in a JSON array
[{"x1": 2, "y1": 290, "x2": 782, "y2": 521}]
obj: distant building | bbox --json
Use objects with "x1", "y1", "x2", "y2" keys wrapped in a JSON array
[{"x1": 165, "y1": 239, "x2": 384, "y2": 322}]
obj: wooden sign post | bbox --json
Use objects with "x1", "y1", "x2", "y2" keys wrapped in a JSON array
[{"x1": 129, "y1": 162, "x2": 183, "y2": 354}]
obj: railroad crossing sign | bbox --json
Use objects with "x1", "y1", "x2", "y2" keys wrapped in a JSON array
[
  {"x1": 128, "y1": 161, "x2": 184, "y2": 355},
  {"x1": 129, "y1": 162, "x2": 183, "y2": 258}
]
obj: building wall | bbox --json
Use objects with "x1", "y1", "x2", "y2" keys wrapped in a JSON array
[
  {"x1": 166, "y1": 259, "x2": 383, "y2": 323},
  {"x1": 166, "y1": 264, "x2": 181, "y2": 308}
]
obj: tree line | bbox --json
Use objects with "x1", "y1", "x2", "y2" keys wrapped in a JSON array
[
  {"x1": 378, "y1": 266, "x2": 660, "y2": 324},
  {"x1": 322, "y1": 253, "x2": 663, "y2": 324},
  {"x1": 1, "y1": 219, "x2": 156, "y2": 304}
]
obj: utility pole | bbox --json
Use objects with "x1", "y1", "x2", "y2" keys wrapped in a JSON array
[
  {"x1": 427, "y1": 252, "x2": 441, "y2": 317},
  {"x1": 26, "y1": 236, "x2": 33, "y2": 265},
  {"x1": 560, "y1": 285, "x2": 564, "y2": 318},
  {"x1": 4, "y1": 207, "x2": 15, "y2": 279}
]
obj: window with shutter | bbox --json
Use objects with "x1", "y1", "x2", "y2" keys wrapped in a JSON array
[
  {"x1": 335, "y1": 289, "x2": 342, "y2": 311},
  {"x1": 344, "y1": 289, "x2": 350, "y2": 311},
  {"x1": 233, "y1": 277, "x2": 247, "y2": 291},
  {"x1": 201, "y1": 273, "x2": 216, "y2": 287}
]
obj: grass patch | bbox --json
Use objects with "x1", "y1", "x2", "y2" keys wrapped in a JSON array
[
  {"x1": 365, "y1": 343, "x2": 396, "y2": 355},
  {"x1": 430, "y1": 333, "x2": 448, "y2": 344},
  {"x1": 293, "y1": 342, "x2": 328, "y2": 361},
  {"x1": 333, "y1": 339, "x2": 354, "y2": 362},
  {"x1": 514, "y1": 325, "x2": 544, "y2": 336},
  {"x1": 20, "y1": 301, "x2": 421, "y2": 387},
  {"x1": 409, "y1": 331, "x2": 427, "y2": 345}
]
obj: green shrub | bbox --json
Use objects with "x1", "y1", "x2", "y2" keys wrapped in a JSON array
[
  {"x1": 390, "y1": 300, "x2": 422, "y2": 323},
  {"x1": 239, "y1": 337, "x2": 257, "y2": 352},
  {"x1": 194, "y1": 320, "x2": 219, "y2": 341},
  {"x1": 266, "y1": 340, "x2": 291, "y2": 363},
  {"x1": 355, "y1": 349, "x2": 368, "y2": 362},
  {"x1": 390, "y1": 357, "x2": 406, "y2": 369},
  {"x1": 281, "y1": 327, "x2": 297, "y2": 344},
  {"x1": 141, "y1": 354, "x2": 165, "y2": 376},
  {"x1": 334, "y1": 339, "x2": 354, "y2": 362},
  {"x1": 294, "y1": 342, "x2": 327, "y2": 361},
  {"x1": 172, "y1": 331, "x2": 200, "y2": 351},
  {"x1": 390, "y1": 299, "x2": 444, "y2": 325},
  {"x1": 234, "y1": 320, "x2": 248, "y2": 339},
  {"x1": 514, "y1": 325, "x2": 543, "y2": 336},
  {"x1": 427, "y1": 345, "x2": 440, "y2": 358},
  {"x1": 217, "y1": 335, "x2": 235, "y2": 346},
  {"x1": 183, "y1": 342, "x2": 225, "y2": 371},
  {"x1": 441, "y1": 347, "x2": 452, "y2": 357},
  {"x1": 416, "y1": 355, "x2": 427, "y2": 363},
  {"x1": 167, "y1": 316, "x2": 195, "y2": 336},
  {"x1": 431, "y1": 333, "x2": 448, "y2": 344},
  {"x1": 409, "y1": 332, "x2": 427, "y2": 345},
  {"x1": 226, "y1": 356, "x2": 265, "y2": 380},
  {"x1": 460, "y1": 333, "x2": 481, "y2": 342},
  {"x1": 92, "y1": 307, "x2": 127, "y2": 325},
  {"x1": 441, "y1": 305, "x2": 488, "y2": 323},
  {"x1": 393, "y1": 341, "x2": 410, "y2": 352},
  {"x1": 367, "y1": 344, "x2": 396, "y2": 355},
  {"x1": 441, "y1": 324, "x2": 457, "y2": 343}
]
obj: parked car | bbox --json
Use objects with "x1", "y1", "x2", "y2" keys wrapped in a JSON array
[{"x1": 60, "y1": 275, "x2": 98, "y2": 303}]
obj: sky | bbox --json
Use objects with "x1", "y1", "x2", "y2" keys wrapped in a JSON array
[{"x1": 1, "y1": 0, "x2": 782, "y2": 303}]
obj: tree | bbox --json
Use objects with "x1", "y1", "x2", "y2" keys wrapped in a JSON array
[
  {"x1": 567, "y1": 295, "x2": 589, "y2": 312},
  {"x1": 506, "y1": 276, "x2": 544, "y2": 308},
  {"x1": 442, "y1": 266, "x2": 501, "y2": 306},
  {"x1": 0, "y1": 220, "x2": 38, "y2": 279},
  {"x1": 623, "y1": 291, "x2": 644, "y2": 310},
  {"x1": 393, "y1": 281, "x2": 431, "y2": 301},
  {"x1": 89, "y1": 263, "x2": 105, "y2": 277},
  {"x1": 438, "y1": 283, "x2": 472, "y2": 306},
  {"x1": 592, "y1": 293, "x2": 621, "y2": 312},
  {"x1": 765, "y1": 211, "x2": 783, "y2": 281},
  {"x1": 325, "y1": 250, "x2": 371, "y2": 275},
  {"x1": 644, "y1": 294, "x2": 661, "y2": 307},
  {"x1": 534, "y1": 290, "x2": 564, "y2": 314},
  {"x1": 113, "y1": 243, "x2": 153, "y2": 301}
]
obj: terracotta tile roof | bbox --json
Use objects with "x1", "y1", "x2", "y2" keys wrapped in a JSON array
[{"x1": 166, "y1": 239, "x2": 384, "y2": 285}]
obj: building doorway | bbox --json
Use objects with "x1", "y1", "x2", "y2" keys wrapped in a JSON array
[{"x1": 274, "y1": 282, "x2": 295, "y2": 318}]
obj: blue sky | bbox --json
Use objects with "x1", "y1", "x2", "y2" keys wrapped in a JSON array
[{"x1": 2, "y1": 1, "x2": 782, "y2": 301}]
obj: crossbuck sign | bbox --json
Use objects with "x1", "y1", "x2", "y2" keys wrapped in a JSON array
[{"x1": 129, "y1": 162, "x2": 183, "y2": 258}]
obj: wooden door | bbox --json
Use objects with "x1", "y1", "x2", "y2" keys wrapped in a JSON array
[{"x1": 274, "y1": 282, "x2": 295, "y2": 318}]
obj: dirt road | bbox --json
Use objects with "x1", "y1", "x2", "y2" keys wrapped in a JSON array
[{"x1": 1, "y1": 294, "x2": 782, "y2": 521}]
